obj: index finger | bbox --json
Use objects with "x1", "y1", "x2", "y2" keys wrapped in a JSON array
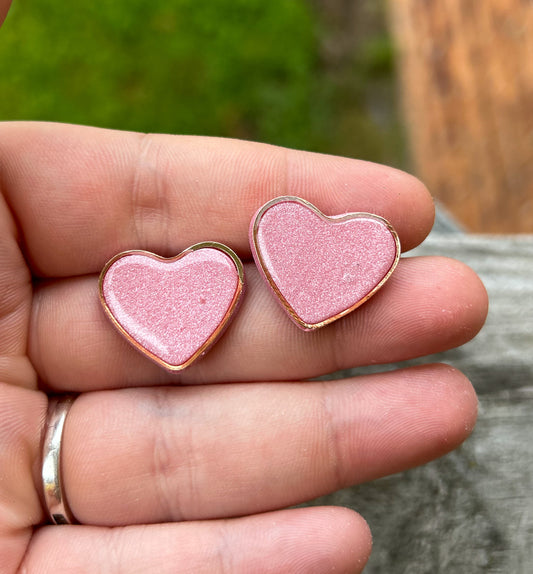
[{"x1": 0, "y1": 121, "x2": 434, "y2": 277}]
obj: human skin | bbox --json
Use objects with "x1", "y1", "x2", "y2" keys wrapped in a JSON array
[
  {"x1": 0, "y1": 5, "x2": 490, "y2": 568},
  {"x1": 0, "y1": 120, "x2": 488, "y2": 573}
]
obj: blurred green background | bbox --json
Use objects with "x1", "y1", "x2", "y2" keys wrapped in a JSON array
[{"x1": 0, "y1": 0, "x2": 403, "y2": 165}]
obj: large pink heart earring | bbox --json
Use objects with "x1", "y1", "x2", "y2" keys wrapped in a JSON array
[
  {"x1": 249, "y1": 196, "x2": 400, "y2": 330},
  {"x1": 99, "y1": 242, "x2": 244, "y2": 370}
]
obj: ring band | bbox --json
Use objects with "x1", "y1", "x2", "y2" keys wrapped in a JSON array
[{"x1": 41, "y1": 396, "x2": 77, "y2": 524}]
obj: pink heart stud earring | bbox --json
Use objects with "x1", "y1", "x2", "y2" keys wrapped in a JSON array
[
  {"x1": 99, "y1": 242, "x2": 244, "y2": 370},
  {"x1": 249, "y1": 196, "x2": 400, "y2": 330}
]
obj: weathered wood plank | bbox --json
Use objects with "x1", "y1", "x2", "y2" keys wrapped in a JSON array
[{"x1": 388, "y1": 1, "x2": 533, "y2": 233}]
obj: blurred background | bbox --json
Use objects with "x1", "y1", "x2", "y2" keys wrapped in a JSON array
[
  {"x1": 0, "y1": 0, "x2": 402, "y2": 163},
  {"x1": 2, "y1": 0, "x2": 531, "y2": 233}
]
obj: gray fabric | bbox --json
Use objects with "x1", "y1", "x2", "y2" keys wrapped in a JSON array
[{"x1": 311, "y1": 224, "x2": 533, "y2": 572}]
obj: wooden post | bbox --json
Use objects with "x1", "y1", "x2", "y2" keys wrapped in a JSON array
[{"x1": 388, "y1": 0, "x2": 533, "y2": 233}]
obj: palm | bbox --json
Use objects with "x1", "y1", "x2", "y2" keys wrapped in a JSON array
[{"x1": 0, "y1": 123, "x2": 487, "y2": 573}]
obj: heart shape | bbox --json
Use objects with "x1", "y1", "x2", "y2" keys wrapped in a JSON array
[
  {"x1": 99, "y1": 243, "x2": 244, "y2": 370},
  {"x1": 250, "y1": 196, "x2": 400, "y2": 330}
]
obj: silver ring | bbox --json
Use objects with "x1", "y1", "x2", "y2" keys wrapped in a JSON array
[{"x1": 41, "y1": 396, "x2": 77, "y2": 524}]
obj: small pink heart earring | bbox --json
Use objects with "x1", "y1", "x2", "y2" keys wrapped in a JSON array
[
  {"x1": 249, "y1": 196, "x2": 400, "y2": 330},
  {"x1": 99, "y1": 242, "x2": 244, "y2": 371}
]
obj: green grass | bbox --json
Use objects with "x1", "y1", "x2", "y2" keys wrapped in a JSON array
[{"x1": 0, "y1": 0, "x2": 404, "y2": 164}]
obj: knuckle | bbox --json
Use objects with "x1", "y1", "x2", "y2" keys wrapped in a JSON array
[
  {"x1": 130, "y1": 133, "x2": 173, "y2": 249},
  {"x1": 148, "y1": 388, "x2": 199, "y2": 521}
]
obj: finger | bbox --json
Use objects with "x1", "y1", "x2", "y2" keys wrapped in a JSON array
[
  {"x1": 0, "y1": 126, "x2": 37, "y2": 391},
  {"x1": 0, "y1": 122, "x2": 434, "y2": 277},
  {"x1": 30, "y1": 256, "x2": 488, "y2": 391},
  {"x1": 21, "y1": 508, "x2": 371, "y2": 574},
  {"x1": 0, "y1": 383, "x2": 47, "y2": 573},
  {"x1": 0, "y1": 382, "x2": 370, "y2": 573},
  {"x1": 59, "y1": 364, "x2": 476, "y2": 525},
  {"x1": 0, "y1": 191, "x2": 35, "y2": 383}
]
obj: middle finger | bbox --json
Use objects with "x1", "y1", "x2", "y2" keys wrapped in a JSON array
[{"x1": 30, "y1": 257, "x2": 487, "y2": 391}]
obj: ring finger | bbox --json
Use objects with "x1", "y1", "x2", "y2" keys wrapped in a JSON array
[{"x1": 55, "y1": 363, "x2": 477, "y2": 526}]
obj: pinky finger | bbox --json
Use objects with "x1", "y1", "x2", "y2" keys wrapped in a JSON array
[{"x1": 22, "y1": 507, "x2": 371, "y2": 574}]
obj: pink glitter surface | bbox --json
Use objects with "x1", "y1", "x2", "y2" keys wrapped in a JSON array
[
  {"x1": 251, "y1": 199, "x2": 399, "y2": 327},
  {"x1": 101, "y1": 248, "x2": 241, "y2": 368}
]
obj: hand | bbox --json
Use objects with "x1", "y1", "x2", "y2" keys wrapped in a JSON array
[{"x1": 0, "y1": 122, "x2": 487, "y2": 573}]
